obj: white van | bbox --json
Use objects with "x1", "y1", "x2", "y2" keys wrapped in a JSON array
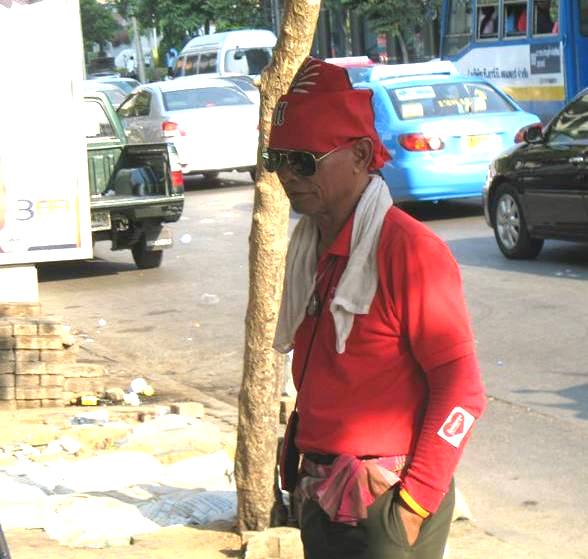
[{"x1": 174, "y1": 29, "x2": 277, "y2": 79}]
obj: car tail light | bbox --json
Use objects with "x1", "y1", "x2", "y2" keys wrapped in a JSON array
[
  {"x1": 171, "y1": 170, "x2": 184, "y2": 191},
  {"x1": 162, "y1": 121, "x2": 186, "y2": 138},
  {"x1": 514, "y1": 123, "x2": 542, "y2": 143},
  {"x1": 399, "y1": 133, "x2": 444, "y2": 151},
  {"x1": 167, "y1": 143, "x2": 184, "y2": 193}
]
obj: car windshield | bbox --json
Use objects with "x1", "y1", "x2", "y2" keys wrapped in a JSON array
[
  {"x1": 387, "y1": 82, "x2": 515, "y2": 120},
  {"x1": 547, "y1": 93, "x2": 588, "y2": 144},
  {"x1": 224, "y1": 47, "x2": 272, "y2": 75},
  {"x1": 163, "y1": 86, "x2": 252, "y2": 111}
]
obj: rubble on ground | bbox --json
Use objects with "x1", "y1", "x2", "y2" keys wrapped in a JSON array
[
  {"x1": 0, "y1": 395, "x2": 476, "y2": 553},
  {"x1": 0, "y1": 401, "x2": 238, "y2": 548}
]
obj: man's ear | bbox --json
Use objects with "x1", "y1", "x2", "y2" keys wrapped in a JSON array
[{"x1": 353, "y1": 137, "x2": 374, "y2": 172}]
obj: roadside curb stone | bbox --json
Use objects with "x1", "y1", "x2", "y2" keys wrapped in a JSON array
[{"x1": 242, "y1": 527, "x2": 303, "y2": 559}]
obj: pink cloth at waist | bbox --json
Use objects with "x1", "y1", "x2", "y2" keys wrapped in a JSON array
[{"x1": 299, "y1": 453, "x2": 407, "y2": 526}]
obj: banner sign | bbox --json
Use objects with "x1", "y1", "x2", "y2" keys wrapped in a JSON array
[{"x1": 0, "y1": 0, "x2": 92, "y2": 265}]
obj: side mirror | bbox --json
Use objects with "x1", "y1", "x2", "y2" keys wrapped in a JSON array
[
  {"x1": 524, "y1": 124, "x2": 544, "y2": 144},
  {"x1": 515, "y1": 123, "x2": 544, "y2": 144},
  {"x1": 233, "y1": 49, "x2": 244, "y2": 60}
]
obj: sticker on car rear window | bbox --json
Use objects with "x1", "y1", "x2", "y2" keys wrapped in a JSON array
[
  {"x1": 400, "y1": 103, "x2": 425, "y2": 119},
  {"x1": 394, "y1": 86, "x2": 436, "y2": 101}
]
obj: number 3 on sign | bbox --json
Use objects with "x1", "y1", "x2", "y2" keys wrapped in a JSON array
[{"x1": 16, "y1": 199, "x2": 34, "y2": 221}]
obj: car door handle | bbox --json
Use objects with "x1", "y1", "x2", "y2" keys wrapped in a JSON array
[{"x1": 568, "y1": 156, "x2": 585, "y2": 165}]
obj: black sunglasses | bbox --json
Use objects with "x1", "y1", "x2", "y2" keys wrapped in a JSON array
[{"x1": 262, "y1": 142, "x2": 353, "y2": 177}]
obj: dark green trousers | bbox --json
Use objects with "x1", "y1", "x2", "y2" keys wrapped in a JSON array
[{"x1": 300, "y1": 480, "x2": 455, "y2": 559}]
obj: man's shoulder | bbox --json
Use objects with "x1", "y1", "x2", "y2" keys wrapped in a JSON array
[
  {"x1": 378, "y1": 206, "x2": 458, "y2": 271},
  {"x1": 380, "y1": 206, "x2": 440, "y2": 243}
]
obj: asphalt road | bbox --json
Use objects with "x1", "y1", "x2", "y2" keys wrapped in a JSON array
[{"x1": 38, "y1": 172, "x2": 588, "y2": 558}]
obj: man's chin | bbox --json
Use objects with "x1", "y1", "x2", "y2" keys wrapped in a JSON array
[
  {"x1": 290, "y1": 201, "x2": 318, "y2": 216},
  {"x1": 288, "y1": 194, "x2": 317, "y2": 215}
]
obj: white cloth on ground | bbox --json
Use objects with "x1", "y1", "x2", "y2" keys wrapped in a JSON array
[{"x1": 273, "y1": 174, "x2": 393, "y2": 354}]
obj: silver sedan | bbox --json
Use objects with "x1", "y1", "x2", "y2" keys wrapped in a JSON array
[{"x1": 117, "y1": 77, "x2": 259, "y2": 179}]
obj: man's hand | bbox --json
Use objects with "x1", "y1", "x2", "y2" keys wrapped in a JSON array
[{"x1": 397, "y1": 500, "x2": 425, "y2": 546}]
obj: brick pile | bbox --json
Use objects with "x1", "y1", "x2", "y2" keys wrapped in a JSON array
[{"x1": 0, "y1": 303, "x2": 105, "y2": 409}]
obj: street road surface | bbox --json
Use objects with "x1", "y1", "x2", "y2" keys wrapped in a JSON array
[{"x1": 39, "y1": 172, "x2": 588, "y2": 559}]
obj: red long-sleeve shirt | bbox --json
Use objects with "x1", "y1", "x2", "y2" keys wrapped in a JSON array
[{"x1": 292, "y1": 206, "x2": 486, "y2": 513}]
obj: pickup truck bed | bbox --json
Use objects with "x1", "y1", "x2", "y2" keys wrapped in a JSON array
[{"x1": 84, "y1": 92, "x2": 184, "y2": 268}]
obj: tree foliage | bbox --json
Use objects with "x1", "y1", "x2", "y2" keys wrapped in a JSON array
[
  {"x1": 207, "y1": 0, "x2": 269, "y2": 31},
  {"x1": 80, "y1": 0, "x2": 119, "y2": 52},
  {"x1": 114, "y1": 0, "x2": 270, "y2": 57},
  {"x1": 338, "y1": 0, "x2": 440, "y2": 34},
  {"x1": 335, "y1": 0, "x2": 440, "y2": 60}
]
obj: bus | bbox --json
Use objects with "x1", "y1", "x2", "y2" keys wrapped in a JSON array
[{"x1": 440, "y1": 0, "x2": 588, "y2": 122}]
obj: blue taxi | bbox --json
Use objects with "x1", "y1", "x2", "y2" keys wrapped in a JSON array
[{"x1": 356, "y1": 67, "x2": 541, "y2": 202}]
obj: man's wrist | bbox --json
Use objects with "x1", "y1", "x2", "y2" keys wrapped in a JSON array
[{"x1": 399, "y1": 488, "x2": 430, "y2": 519}]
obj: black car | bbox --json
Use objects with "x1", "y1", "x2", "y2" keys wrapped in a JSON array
[{"x1": 483, "y1": 88, "x2": 588, "y2": 259}]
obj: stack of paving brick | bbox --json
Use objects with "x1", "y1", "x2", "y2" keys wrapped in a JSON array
[{"x1": 0, "y1": 304, "x2": 106, "y2": 409}]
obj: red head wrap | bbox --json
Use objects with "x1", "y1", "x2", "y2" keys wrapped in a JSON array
[{"x1": 268, "y1": 57, "x2": 390, "y2": 170}]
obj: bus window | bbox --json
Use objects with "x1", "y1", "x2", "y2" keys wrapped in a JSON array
[
  {"x1": 478, "y1": 1, "x2": 499, "y2": 39},
  {"x1": 533, "y1": 0, "x2": 558, "y2": 35},
  {"x1": 504, "y1": 1, "x2": 527, "y2": 37},
  {"x1": 441, "y1": 0, "x2": 473, "y2": 55},
  {"x1": 580, "y1": 0, "x2": 588, "y2": 35}
]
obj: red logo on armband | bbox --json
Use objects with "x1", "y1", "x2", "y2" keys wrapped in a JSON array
[{"x1": 437, "y1": 407, "x2": 475, "y2": 448}]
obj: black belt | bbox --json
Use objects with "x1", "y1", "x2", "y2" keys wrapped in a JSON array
[{"x1": 304, "y1": 453, "x2": 381, "y2": 465}]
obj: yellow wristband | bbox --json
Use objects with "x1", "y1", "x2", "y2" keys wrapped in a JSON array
[{"x1": 399, "y1": 488, "x2": 430, "y2": 519}]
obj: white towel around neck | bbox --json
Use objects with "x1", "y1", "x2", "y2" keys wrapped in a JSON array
[{"x1": 274, "y1": 175, "x2": 393, "y2": 354}]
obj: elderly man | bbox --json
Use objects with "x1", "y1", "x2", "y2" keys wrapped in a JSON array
[{"x1": 266, "y1": 58, "x2": 486, "y2": 559}]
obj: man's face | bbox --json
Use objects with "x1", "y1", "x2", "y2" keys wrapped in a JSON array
[{"x1": 276, "y1": 145, "x2": 355, "y2": 216}]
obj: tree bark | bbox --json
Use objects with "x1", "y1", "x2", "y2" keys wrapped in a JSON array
[
  {"x1": 395, "y1": 29, "x2": 409, "y2": 63},
  {"x1": 235, "y1": 0, "x2": 322, "y2": 534}
]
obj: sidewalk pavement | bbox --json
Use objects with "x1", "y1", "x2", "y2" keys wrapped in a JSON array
[
  {"x1": 241, "y1": 509, "x2": 537, "y2": 559},
  {"x1": 0, "y1": 396, "x2": 537, "y2": 559}
]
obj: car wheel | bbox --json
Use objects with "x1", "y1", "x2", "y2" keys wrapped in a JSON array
[
  {"x1": 492, "y1": 184, "x2": 543, "y2": 259},
  {"x1": 131, "y1": 238, "x2": 163, "y2": 269},
  {"x1": 202, "y1": 172, "x2": 219, "y2": 181}
]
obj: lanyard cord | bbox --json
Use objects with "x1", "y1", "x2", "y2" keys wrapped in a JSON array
[{"x1": 294, "y1": 255, "x2": 338, "y2": 410}]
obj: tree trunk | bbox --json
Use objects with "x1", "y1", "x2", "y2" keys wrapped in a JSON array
[
  {"x1": 396, "y1": 30, "x2": 409, "y2": 63},
  {"x1": 235, "y1": 0, "x2": 322, "y2": 534}
]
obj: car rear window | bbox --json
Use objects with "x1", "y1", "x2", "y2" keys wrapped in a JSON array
[
  {"x1": 83, "y1": 100, "x2": 115, "y2": 138},
  {"x1": 346, "y1": 67, "x2": 372, "y2": 84},
  {"x1": 163, "y1": 86, "x2": 252, "y2": 111},
  {"x1": 105, "y1": 79, "x2": 139, "y2": 94},
  {"x1": 387, "y1": 82, "x2": 515, "y2": 120},
  {"x1": 223, "y1": 76, "x2": 258, "y2": 92},
  {"x1": 103, "y1": 88, "x2": 126, "y2": 107},
  {"x1": 224, "y1": 47, "x2": 273, "y2": 75}
]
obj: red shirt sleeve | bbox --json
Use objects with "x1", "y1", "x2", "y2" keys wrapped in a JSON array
[
  {"x1": 401, "y1": 354, "x2": 486, "y2": 512},
  {"x1": 384, "y1": 230, "x2": 487, "y2": 512}
]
